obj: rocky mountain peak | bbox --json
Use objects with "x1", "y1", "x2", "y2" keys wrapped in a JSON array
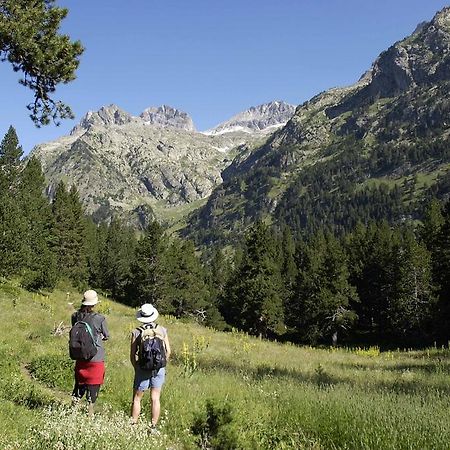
[
  {"x1": 204, "y1": 100, "x2": 296, "y2": 135},
  {"x1": 432, "y1": 6, "x2": 450, "y2": 30},
  {"x1": 71, "y1": 104, "x2": 134, "y2": 134},
  {"x1": 326, "y1": 6, "x2": 450, "y2": 119},
  {"x1": 140, "y1": 105, "x2": 196, "y2": 132}
]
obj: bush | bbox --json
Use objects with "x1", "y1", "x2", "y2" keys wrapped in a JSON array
[
  {"x1": 28, "y1": 355, "x2": 73, "y2": 390},
  {"x1": 191, "y1": 399, "x2": 239, "y2": 450}
]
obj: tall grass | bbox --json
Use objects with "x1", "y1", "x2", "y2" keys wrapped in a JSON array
[{"x1": 2, "y1": 280, "x2": 450, "y2": 448}]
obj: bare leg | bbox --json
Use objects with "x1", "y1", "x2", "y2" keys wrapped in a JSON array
[
  {"x1": 131, "y1": 390, "x2": 144, "y2": 423},
  {"x1": 151, "y1": 387, "x2": 161, "y2": 426},
  {"x1": 88, "y1": 402, "x2": 94, "y2": 416}
]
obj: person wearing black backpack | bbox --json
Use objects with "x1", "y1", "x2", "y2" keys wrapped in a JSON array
[
  {"x1": 71, "y1": 290, "x2": 109, "y2": 415},
  {"x1": 130, "y1": 303, "x2": 171, "y2": 431}
]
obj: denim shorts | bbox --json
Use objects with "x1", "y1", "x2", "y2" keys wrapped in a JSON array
[{"x1": 134, "y1": 367, "x2": 166, "y2": 391}]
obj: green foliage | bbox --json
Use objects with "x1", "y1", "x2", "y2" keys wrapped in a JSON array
[
  {"x1": 222, "y1": 222, "x2": 284, "y2": 337},
  {"x1": 387, "y1": 229, "x2": 435, "y2": 339},
  {"x1": 28, "y1": 355, "x2": 73, "y2": 390},
  {"x1": 0, "y1": 129, "x2": 58, "y2": 288},
  {"x1": 5, "y1": 287, "x2": 450, "y2": 448},
  {"x1": 99, "y1": 219, "x2": 136, "y2": 301},
  {"x1": 287, "y1": 232, "x2": 358, "y2": 345},
  {"x1": 130, "y1": 221, "x2": 166, "y2": 307},
  {"x1": 434, "y1": 201, "x2": 450, "y2": 338},
  {"x1": 0, "y1": 0, "x2": 84, "y2": 125},
  {"x1": 18, "y1": 156, "x2": 58, "y2": 290},
  {"x1": 0, "y1": 126, "x2": 26, "y2": 276},
  {"x1": 179, "y1": 335, "x2": 210, "y2": 377},
  {"x1": 162, "y1": 238, "x2": 210, "y2": 318},
  {"x1": 0, "y1": 347, "x2": 56, "y2": 410},
  {"x1": 52, "y1": 181, "x2": 89, "y2": 286},
  {"x1": 191, "y1": 399, "x2": 238, "y2": 450},
  {"x1": 0, "y1": 125, "x2": 23, "y2": 188}
]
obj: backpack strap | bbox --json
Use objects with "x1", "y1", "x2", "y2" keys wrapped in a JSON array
[
  {"x1": 77, "y1": 320, "x2": 96, "y2": 345},
  {"x1": 154, "y1": 324, "x2": 166, "y2": 338},
  {"x1": 137, "y1": 323, "x2": 165, "y2": 340}
]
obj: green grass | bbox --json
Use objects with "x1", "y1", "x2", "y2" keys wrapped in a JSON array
[
  {"x1": 2, "y1": 280, "x2": 450, "y2": 448},
  {"x1": 357, "y1": 163, "x2": 450, "y2": 192}
]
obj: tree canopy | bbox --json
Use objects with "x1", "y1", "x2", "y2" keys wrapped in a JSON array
[{"x1": 0, "y1": 0, "x2": 83, "y2": 126}]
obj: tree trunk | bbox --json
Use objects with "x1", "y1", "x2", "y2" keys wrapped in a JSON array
[{"x1": 332, "y1": 331, "x2": 338, "y2": 347}]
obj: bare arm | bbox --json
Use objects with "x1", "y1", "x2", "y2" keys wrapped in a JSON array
[
  {"x1": 130, "y1": 333, "x2": 138, "y2": 368},
  {"x1": 164, "y1": 334, "x2": 171, "y2": 361},
  {"x1": 101, "y1": 318, "x2": 109, "y2": 340}
]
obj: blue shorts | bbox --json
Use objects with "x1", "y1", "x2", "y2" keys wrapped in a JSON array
[{"x1": 134, "y1": 367, "x2": 166, "y2": 391}]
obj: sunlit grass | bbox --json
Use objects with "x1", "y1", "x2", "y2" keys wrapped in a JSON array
[{"x1": 2, "y1": 280, "x2": 450, "y2": 448}]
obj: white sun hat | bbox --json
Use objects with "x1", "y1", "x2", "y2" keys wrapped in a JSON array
[
  {"x1": 136, "y1": 303, "x2": 159, "y2": 323},
  {"x1": 82, "y1": 290, "x2": 99, "y2": 306}
]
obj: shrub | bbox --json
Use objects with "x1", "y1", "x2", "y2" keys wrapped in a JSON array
[
  {"x1": 28, "y1": 355, "x2": 73, "y2": 390},
  {"x1": 191, "y1": 399, "x2": 239, "y2": 450}
]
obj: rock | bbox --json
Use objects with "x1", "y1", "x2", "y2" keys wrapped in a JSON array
[{"x1": 140, "y1": 105, "x2": 196, "y2": 132}]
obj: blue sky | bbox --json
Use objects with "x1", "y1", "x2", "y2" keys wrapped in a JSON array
[{"x1": 1, "y1": 0, "x2": 449, "y2": 155}]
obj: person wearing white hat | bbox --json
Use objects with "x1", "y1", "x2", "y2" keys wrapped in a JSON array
[
  {"x1": 71, "y1": 290, "x2": 109, "y2": 415},
  {"x1": 130, "y1": 303, "x2": 171, "y2": 430}
]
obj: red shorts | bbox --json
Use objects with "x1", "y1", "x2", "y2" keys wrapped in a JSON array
[{"x1": 75, "y1": 361, "x2": 105, "y2": 385}]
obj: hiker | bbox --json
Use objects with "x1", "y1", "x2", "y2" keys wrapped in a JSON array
[
  {"x1": 70, "y1": 289, "x2": 109, "y2": 415},
  {"x1": 130, "y1": 303, "x2": 171, "y2": 430}
]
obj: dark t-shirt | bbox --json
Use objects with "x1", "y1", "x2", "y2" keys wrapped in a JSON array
[{"x1": 71, "y1": 311, "x2": 109, "y2": 362}]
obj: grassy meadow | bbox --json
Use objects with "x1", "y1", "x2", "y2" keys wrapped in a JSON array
[{"x1": 2, "y1": 280, "x2": 450, "y2": 449}]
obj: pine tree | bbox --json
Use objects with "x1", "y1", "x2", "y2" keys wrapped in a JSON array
[
  {"x1": 279, "y1": 225, "x2": 297, "y2": 307},
  {"x1": 130, "y1": 221, "x2": 166, "y2": 308},
  {"x1": 387, "y1": 228, "x2": 435, "y2": 342},
  {"x1": 435, "y1": 200, "x2": 450, "y2": 340},
  {"x1": 0, "y1": 126, "x2": 25, "y2": 276},
  {"x1": 0, "y1": 126, "x2": 23, "y2": 191},
  {"x1": 18, "y1": 156, "x2": 57, "y2": 289},
  {"x1": 420, "y1": 199, "x2": 445, "y2": 294},
  {"x1": 100, "y1": 219, "x2": 136, "y2": 301},
  {"x1": 163, "y1": 239, "x2": 210, "y2": 319},
  {"x1": 0, "y1": 0, "x2": 83, "y2": 125},
  {"x1": 86, "y1": 220, "x2": 108, "y2": 287},
  {"x1": 204, "y1": 248, "x2": 229, "y2": 329},
  {"x1": 347, "y1": 222, "x2": 397, "y2": 341},
  {"x1": 207, "y1": 248, "x2": 230, "y2": 300},
  {"x1": 288, "y1": 232, "x2": 358, "y2": 345},
  {"x1": 223, "y1": 222, "x2": 284, "y2": 337},
  {"x1": 52, "y1": 181, "x2": 88, "y2": 286}
]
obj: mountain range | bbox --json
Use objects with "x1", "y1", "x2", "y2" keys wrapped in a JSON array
[
  {"x1": 31, "y1": 101, "x2": 295, "y2": 227},
  {"x1": 31, "y1": 6, "x2": 450, "y2": 241}
]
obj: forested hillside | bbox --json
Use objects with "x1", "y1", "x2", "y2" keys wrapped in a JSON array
[
  {"x1": 185, "y1": 7, "x2": 450, "y2": 245},
  {"x1": 1, "y1": 125, "x2": 450, "y2": 348}
]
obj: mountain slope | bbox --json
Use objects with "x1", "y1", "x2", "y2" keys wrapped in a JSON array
[
  {"x1": 31, "y1": 103, "x2": 288, "y2": 227},
  {"x1": 185, "y1": 7, "x2": 450, "y2": 244}
]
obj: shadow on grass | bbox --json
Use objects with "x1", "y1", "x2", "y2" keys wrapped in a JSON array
[
  {"x1": 339, "y1": 359, "x2": 450, "y2": 375},
  {"x1": 186, "y1": 356, "x2": 450, "y2": 396}
]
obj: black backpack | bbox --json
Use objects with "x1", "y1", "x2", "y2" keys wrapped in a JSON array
[
  {"x1": 138, "y1": 324, "x2": 167, "y2": 371},
  {"x1": 69, "y1": 318, "x2": 98, "y2": 361}
]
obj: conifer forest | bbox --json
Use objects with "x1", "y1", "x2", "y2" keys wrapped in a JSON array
[{"x1": 2, "y1": 125, "x2": 449, "y2": 349}]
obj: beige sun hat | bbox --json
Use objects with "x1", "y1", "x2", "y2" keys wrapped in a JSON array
[
  {"x1": 136, "y1": 303, "x2": 159, "y2": 323},
  {"x1": 82, "y1": 290, "x2": 99, "y2": 306}
]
